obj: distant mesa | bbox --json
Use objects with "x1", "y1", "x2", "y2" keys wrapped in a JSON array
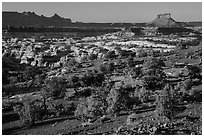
[
  {"x1": 147, "y1": 13, "x2": 182, "y2": 27},
  {"x1": 2, "y1": 11, "x2": 72, "y2": 28}
]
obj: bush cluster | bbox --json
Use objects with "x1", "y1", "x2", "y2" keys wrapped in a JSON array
[
  {"x1": 74, "y1": 89, "x2": 107, "y2": 122},
  {"x1": 47, "y1": 100, "x2": 76, "y2": 117},
  {"x1": 13, "y1": 99, "x2": 45, "y2": 127}
]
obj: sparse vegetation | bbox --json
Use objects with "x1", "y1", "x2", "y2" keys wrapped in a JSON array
[
  {"x1": 2, "y1": 20, "x2": 202, "y2": 135},
  {"x1": 13, "y1": 99, "x2": 45, "y2": 127}
]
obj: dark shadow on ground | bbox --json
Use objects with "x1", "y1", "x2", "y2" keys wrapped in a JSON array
[
  {"x1": 2, "y1": 126, "x2": 22, "y2": 135},
  {"x1": 2, "y1": 112, "x2": 19, "y2": 124},
  {"x1": 2, "y1": 115, "x2": 76, "y2": 135},
  {"x1": 34, "y1": 115, "x2": 76, "y2": 127}
]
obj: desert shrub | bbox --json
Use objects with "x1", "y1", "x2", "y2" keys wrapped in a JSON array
[
  {"x1": 136, "y1": 48, "x2": 147, "y2": 58},
  {"x1": 63, "y1": 58, "x2": 77, "y2": 67},
  {"x1": 182, "y1": 87, "x2": 202, "y2": 102},
  {"x1": 76, "y1": 87, "x2": 93, "y2": 98},
  {"x1": 13, "y1": 102, "x2": 34, "y2": 127},
  {"x1": 47, "y1": 100, "x2": 64, "y2": 117},
  {"x1": 175, "y1": 79, "x2": 195, "y2": 102},
  {"x1": 130, "y1": 67, "x2": 142, "y2": 78},
  {"x1": 142, "y1": 57, "x2": 166, "y2": 91},
  {"x1": 80, "y1": 71, "x2": 105, "y2": 87},
  {"x1": 154, "y1": 87, "x2": 174, "y2": 133},
  {"x1": 187, "y1": 65, "x2": 201, "y2": 79},
  {"x1": 99, "y1": 62, "x2": 115, "y2": 75},
  {"x1": 154, "y1": 83, "x2": 187, "y2": 134},
  {"x1": 9, "y1": 76, "x2": 18, "y2": 84},
  {"x1": 127, "y1": 56, "x2": 134, "y2": 68},
  {"x1": 64, "y1": 88, "x2": 76, "y2": 100},
  {"x1": 86, "y1": 91, "x2": 107, "y2": 119},
  {"x1": 174, "y1": 82, "x2": 191, "y2": 101},
  {"x1": 42, "y1": 76, "x2": 67, "y2": 99},
  {"x1": 47, "y1": 100, "x2": 76, "y2": 117},
  {"x1": 22, "y1": 66, "x2": 43, "y2": 83},
  {"x1": 98, "y1": 63, "x2": 107, "y2": 73},
  {"x1": 93, "y1": 72, "x2": 106, "y2": 86},
  {"x1": 106, "y1": 88, "x2": 121, "y2": 116},
  {"x1": 89, "y1": 53, "x2": 98, "y2": 60},
  {"x1": 13, "y1": 99, "x2": 45, "y2": 127},
  {"x1": 106, "y1": 62, "x2": 115, "y2": 72},
  {"x1": 67, "y1": 75, "x2": 80, "y2": 87},
  {"x1": 2, "y1": 99, "x2": 16, "y2": 112},
  {"x1": 74, "y1": 98, "x2": 89, "y2": 122},
  {"x1": 155, "y1": 93, "x2": 167, "y2": 119},
  {"x1": 142, "y1": 75, "x2": 165, "y2": 91},
  {"x1": 34, "y1": 74, "x2": 45, "y2": 87},
  {"x1": 182, "y1": 78, "x2": 192, "y2": 90},
  {"x1": 104, "y1": 50, "x2": 116, "y2": 59},
  {"x1": 106, "y1": 85, "x2": 134, "y2": 116},
  {"x1": 155, "y1": 84, "x2": 179, "y2": 121},
  {"x1": 131, "y1": 86, "x2": 142, "y2": 106},
  {"x1": 2, "y1": 85, "x2": 16, "y2": 97},
  {"x1": 81, "y1": 71, "x2": 93, "y2": 87},
  {"x1": 74, "y1": 90, "x2": 107, "y2": 122},
  {"x1": 174, "y1": 82, "x2": 182, "y2": 91},
  {"x1": 138, "y1": 86, "x2": 151, "y2": 103},
  {"x1": 118, "y1": 49, "x2": 133, "y2": 57},
  {"x1": 142, "y1": 57, "x2": 165, "y2": 73},
  {"x1": 64, "y1": 101, "x2": 76, "y2": 113}
]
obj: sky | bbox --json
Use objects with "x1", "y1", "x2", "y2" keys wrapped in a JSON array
[{"x1": 2, "y1": 2, "x2": 202, "y2": 23}]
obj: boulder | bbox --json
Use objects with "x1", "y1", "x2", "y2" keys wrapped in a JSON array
[
  {"x1": 31, "y1": 61, "x2": 37, "y2": 66},
  {"x1": 20, "y1": 55, "x2": 29, "y2": 64}
]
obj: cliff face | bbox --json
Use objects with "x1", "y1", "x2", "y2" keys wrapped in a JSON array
[
  {"x1": 2, "y1": 11, "x2": 72, "y2": 28},
  {"x1": 148, "y1": 13, "x2": 178, "y2": 27}
]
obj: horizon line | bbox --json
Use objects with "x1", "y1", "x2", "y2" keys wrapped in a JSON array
[{"x1": 2, "y1": 10, "x2": 202, "y2": 23}]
